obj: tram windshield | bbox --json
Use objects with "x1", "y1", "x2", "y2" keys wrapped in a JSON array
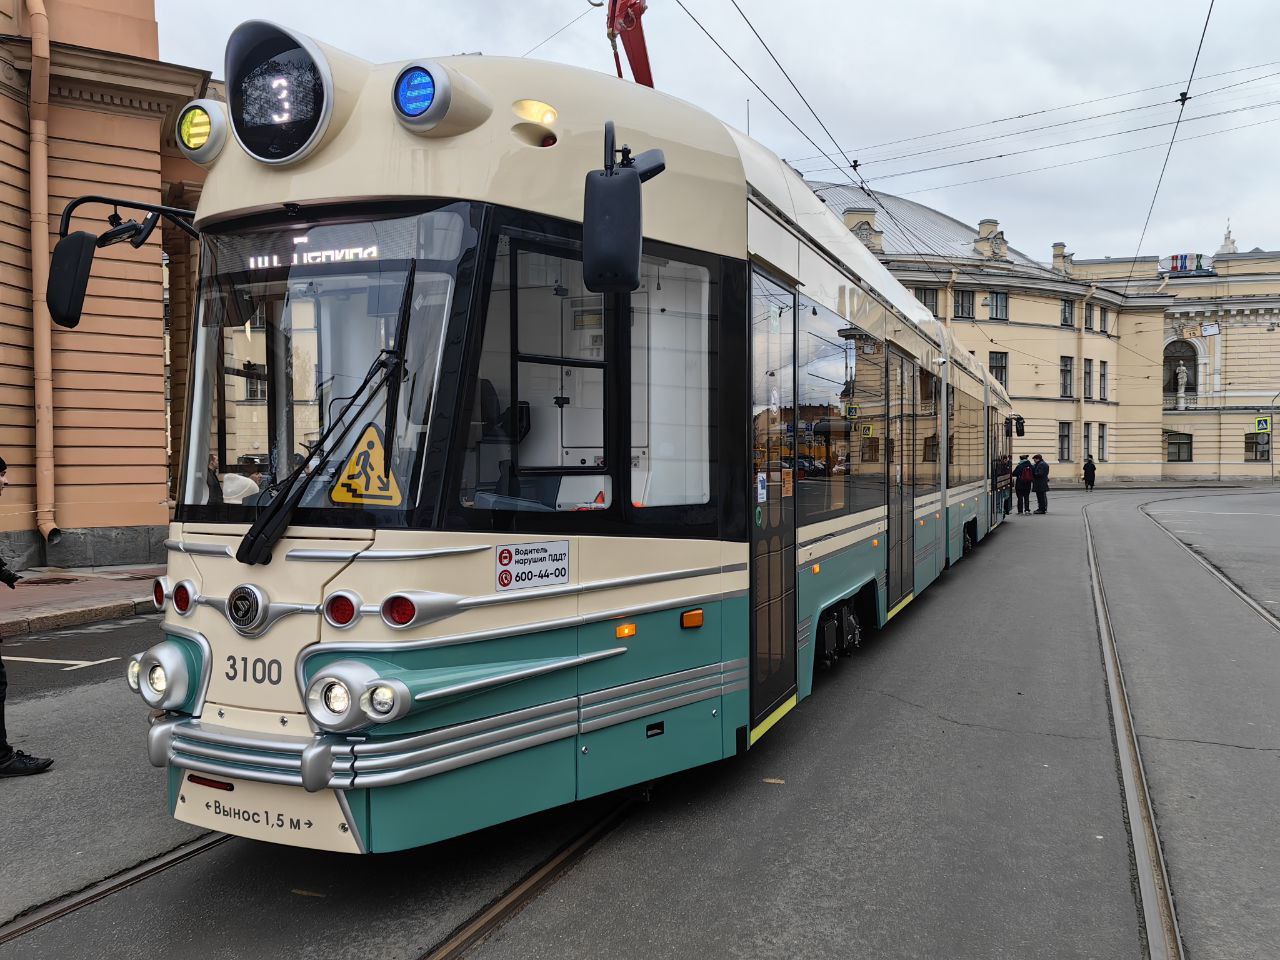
[{"x1": 179, "y1": 203, "x2": 478, "y2": 524}]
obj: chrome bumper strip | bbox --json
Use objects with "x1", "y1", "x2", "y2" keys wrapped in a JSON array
[
  {"x1": 285, "y1": 545, "x2": 491, "y2": 562},
  {"x1": 162, "y1": 659, "x2": 751, "y2": 793},
  {"x1": 165, "y1": 539, "x2": 233, "y2": 558}
]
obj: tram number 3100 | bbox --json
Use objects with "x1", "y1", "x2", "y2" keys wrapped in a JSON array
[{"x1": 225, "y1": 656, "x2": 284, "y2": 685}]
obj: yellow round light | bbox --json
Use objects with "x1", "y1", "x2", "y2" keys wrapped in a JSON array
[{"x1": 179, "y1": 106, "x2": 211, "y2": 150}]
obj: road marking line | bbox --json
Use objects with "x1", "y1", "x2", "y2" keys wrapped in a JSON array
[
  {"x1": 3, "y1": 655, "x2": 120, "y2": 671},
  {"x1": 1153, "y1": 510, "x2": 1280, "y2": 517}
]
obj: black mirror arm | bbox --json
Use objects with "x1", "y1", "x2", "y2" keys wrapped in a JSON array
[
  {"x1": 58, "y1": 195, "x2": 197, "y2": 240},
  {"x1": 630, "y1": 149, "x2": 665, "y2": 183}
]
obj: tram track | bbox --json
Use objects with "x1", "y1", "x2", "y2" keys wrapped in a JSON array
[
  {"x1": 417, "y1": 797, "x2": 635, "y2": 960},
  {"x1": 1083, "y1": 503, "x2": 1184, "y2": 960},
  {"x1": 0, "y1": 832, "x2": 230, "y2": 948}
]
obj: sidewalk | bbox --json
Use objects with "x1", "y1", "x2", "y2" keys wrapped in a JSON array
[{"x1": 0, "y1": 564, "x2": 163, "y2": 639}]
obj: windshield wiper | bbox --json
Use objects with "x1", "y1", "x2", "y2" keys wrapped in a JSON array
[
  {"x1": 234, "y1": 349, "x2": 401, "y2": 565},
  {"x1": 234, "y1": 265, "x2": 416, "y2": 566}
]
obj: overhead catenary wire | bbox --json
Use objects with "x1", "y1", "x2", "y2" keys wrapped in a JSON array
[
  {"x1": 787, "y1": 55, "x2": 1280, "y2": 164},
  {"x1": 790, "y1": 67, "x2": 1280, "y2": 171},
  {"x1": 1120, "y1": 0, "x2": 1216, "y2": 294},
  {"x1": 895, "y1": 114, "x2": 1280, "y2": 196},
  {"x1": 800, "y1": 96, "x2": 1280, "y2": 182},
  {"x1": 521, "y1": 6, "x2": 594, "y2": 57},
  {"x1": 679, "y1": 0, "x2": 1173, "y2": 375}
]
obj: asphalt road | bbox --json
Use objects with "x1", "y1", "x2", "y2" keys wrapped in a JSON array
[{"x1": 2, "y1": 488, "x2": 1275, "y2": 958}]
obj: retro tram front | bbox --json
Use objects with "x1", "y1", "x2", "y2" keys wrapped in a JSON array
[{"x1": 48, "y1": 22, "x2": 1016, "y2": 853}]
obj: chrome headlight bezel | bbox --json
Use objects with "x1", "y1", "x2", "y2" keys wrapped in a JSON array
[
  {"x1": 304, "y1": 660, "x2": 412, "y2": 732},
  {"x1": 137, "y1": 640, "x2": 192, "y2": 711}
]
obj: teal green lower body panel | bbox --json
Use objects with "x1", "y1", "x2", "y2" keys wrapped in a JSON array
[
  {"x1": 578, "y1": 697, "x2": 724, "y2": 799},
  {"x1": 365, "y1": 738, "x2": 575, "y2": 852}
]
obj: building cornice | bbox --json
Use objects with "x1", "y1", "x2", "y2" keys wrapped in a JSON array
[
  {"x1": 887, "y1": 263, "x2": 1132, "y2": 306},
  {"x1": 0, "y1": 35, "x2": 208, "y2": 128}
]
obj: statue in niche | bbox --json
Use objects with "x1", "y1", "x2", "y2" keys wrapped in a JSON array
[{"x1": 1176, "y1": 360, "x2": 1188, "y2": 409}]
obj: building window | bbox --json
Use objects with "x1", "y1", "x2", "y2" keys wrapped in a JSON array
[
  {"x1": 1163, "y1": 340, "x2": 1198, "y2": 396},
  {"x1": 1060, "y1": 299, "x2": 1074, "y2": 327},
  {"x1": 1098, "y1": 422, "x2": 1107, "y2": 461},
  {"x1": 1083, "y1": 358, "x2": 1093, "y2": 399},
  {"x1": 954, "y1": 290, "x2": 974, "y2": 319},
  {"x1": 1166, "y1": 432, "x2": 1193, "y2": 462},
  {"x1": 988, "y1": 291, "x2": 1008, "y2": 321},
  {"x1": 1245, "y1": 432, "x2": 1271, "y2": 462},
  {"x1": 1084, "y1": 303, "x2": 1094, "y2": 330},
  {"x1": 1058, "y1": 422, "x2": 1072, "y2": 462},
  {"x1": 243, "y1": 361, "x2": 267, "y2": 402},
  {"x1": 988, "y1": 351, "x2": 1008, "y2": 388},
  {"x1": 1084, "y1": 422, "x2": 1092, "y2": 458},
  {"x1": 1099, "y1": 361, "x2": 1108, "y2": 400},
  {"x1": 1060, "y1": 356, "x2": 1074, "y2": 398},
  {"x1": 914, "y1": 287, "x2": 939, "y2": 316},
  {"x1": 1099, "y1": 307, "x2": 1109, "y2": 333}
]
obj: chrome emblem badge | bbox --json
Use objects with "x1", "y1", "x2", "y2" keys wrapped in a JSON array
[{"x1": 226, "y1": 584, "x2": 267, "y2": 634}]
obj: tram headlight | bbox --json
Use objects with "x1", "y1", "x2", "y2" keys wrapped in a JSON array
[
  {"x1": 148, "y1": 664, "x2": 168, "y2": 694},
  {"x1": 135, "y1": 640, "x2": 193, "y2": 712},
  {"x1": 369, "y1": 685, "x2": 396, "y2": 715},
  {"x1": 322, "y1": 681, "x2": 350, "y2": 715}
]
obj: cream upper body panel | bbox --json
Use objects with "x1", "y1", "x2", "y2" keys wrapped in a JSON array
[{"x1": 195, "y1": 52, "x2": 748, "y2": 260}]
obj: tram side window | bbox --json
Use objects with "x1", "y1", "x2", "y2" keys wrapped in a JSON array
[
  {"x1": 797, "y1": 295, "x2": 886, "y2": 524},
  {"x1": 946, "y1": 383, "x2": 983, "y2": 486},
  {"x1": 916, "y1": 367, "x2": 940, "y2": 494},
  {"x1": 631, "y1": 256, "x2": 713, "y2": 508},
  {"x1": 458, "y1": 238, "x2": 612, "y2": 512}
]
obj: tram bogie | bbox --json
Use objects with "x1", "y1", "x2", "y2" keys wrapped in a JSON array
[{"x1": 50, "y1": 19, "x2": 1016, "y2": 854}]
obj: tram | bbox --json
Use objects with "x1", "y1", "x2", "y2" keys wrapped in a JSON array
[{"x1": 48, "y1": 21, "x2": 1016, "y2": 853}]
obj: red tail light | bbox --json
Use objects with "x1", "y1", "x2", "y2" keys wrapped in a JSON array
[
  {"x1": 382, "y1": 595, "x2": 415, "y2": 627},
  {"x1": 325, "y1": 593, "x2": 357, "y2": 627},
  {"x1": 172, "y1": 583, "x2": 191, "y2": 614},
  {"x1": 153, "y1": 579, "x2": 166, "y2": 610}
]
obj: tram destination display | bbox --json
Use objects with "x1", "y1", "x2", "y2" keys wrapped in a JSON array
[{"x1": 226, "y1": 22, "x2": 329, "y2": 163}]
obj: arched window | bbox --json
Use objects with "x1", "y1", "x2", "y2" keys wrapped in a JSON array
[{"x1": 1163, "y1": 340, "x2": 1198, "y2": 394}]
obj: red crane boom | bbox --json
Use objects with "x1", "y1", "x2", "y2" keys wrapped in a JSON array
[{"x1": 607, "y1": 0, "x2": 654, "y2": 88}]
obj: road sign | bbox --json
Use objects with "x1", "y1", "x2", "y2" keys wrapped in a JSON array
[
  {"x1": 330, "y1": 424, "x2": 402, "y2": 506},
  {"x1": 861, "y1": 423, "x2": 875, "y2": 438},
  {"x1": 1256, "y1": 416, "x2": 1272, "y2": 434}
]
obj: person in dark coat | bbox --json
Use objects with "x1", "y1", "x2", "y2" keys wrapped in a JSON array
[
  {"x1": 1013, "y1": 454, "x2": 1033, "y2": 514},
  {"x1": 0, "y1": 456, "x2": 54, "y2": 777},
  {"x1": 1083, "y1": 455, "x2": 1097, "y2": 492},
  {"x1": 1031, "y1": 454, "x2": 1050, "y2": 514}
]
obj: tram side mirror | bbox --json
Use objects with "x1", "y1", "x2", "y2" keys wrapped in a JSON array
[
  {"x1": 583, "y1": 121, "x2": 665, "y2": 293},
  {"x1": 1006, "y1": 416, "x2": 1026, "y2": 437},
  {"x1": 47, "y1": 231, "x2": 98, "y2": 329}
]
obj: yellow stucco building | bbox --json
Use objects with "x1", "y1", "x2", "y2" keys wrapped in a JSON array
[{"x1": 812, "y1": 182, "x2": 1278, "y2": 483}]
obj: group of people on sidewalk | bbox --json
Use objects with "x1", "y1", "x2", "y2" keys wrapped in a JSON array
[
  {"x1": 0, "y1": 456, "x2": 55, "y2": 778},
  {"x1": 1013, "y1": 453, "x2": 1097, "y2": 514}
]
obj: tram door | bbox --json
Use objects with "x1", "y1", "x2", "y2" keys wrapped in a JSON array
[
  {"x1": 749, "y1": 273, "x2": 797, "y2": 728},
  {"x1": 886, "y1": 351, "x2": 915, "y2": 608}
]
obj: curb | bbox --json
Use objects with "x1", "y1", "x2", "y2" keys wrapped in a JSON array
[{"x1": 0, "y1": 598, "x2": 155, "y2": 640}]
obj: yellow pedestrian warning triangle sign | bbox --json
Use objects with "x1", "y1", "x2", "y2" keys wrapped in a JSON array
[{"x1": 330, "y1": 424, "x2": 402, "y2": 506}]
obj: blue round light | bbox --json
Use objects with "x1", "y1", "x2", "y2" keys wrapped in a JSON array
[{"x1": 395, "y1": 67, "x2": 436, "y2": 118}]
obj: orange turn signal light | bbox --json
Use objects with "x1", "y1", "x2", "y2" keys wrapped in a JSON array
[
  {"x1": 872, "y1": 538, "x2": 880, "y2": 547},
  {"x1": 811, "y1": 563, "x2": 821, "y2": 575},
  {"x1": 680, "y1": 609, "x2": 703, "y2": 629},
  {"x1": 615, "y1": 622, "x2": 637, "y2": 639}
]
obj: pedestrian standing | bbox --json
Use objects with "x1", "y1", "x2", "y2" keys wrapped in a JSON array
[
  {"x1": 1031, "y1": 454, "x2": 1050, "y2": 514},
  {"x1": 0, "y1": 456, "x2": 54, "y2": 777},
  {"x1": 1014, "y1": 454, "x2": 1033, "y2": 514},
  {"x1": 1083, "y1": 455, "x2": 1097, "y2": 493}
]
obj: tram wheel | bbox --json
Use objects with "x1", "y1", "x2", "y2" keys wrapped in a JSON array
[
  {"x1": 963, "y1": 524, "x2": 975, "y2": 556},
  {"x1": 839, "y1": 605, "x2": 861, "y2": 656}
]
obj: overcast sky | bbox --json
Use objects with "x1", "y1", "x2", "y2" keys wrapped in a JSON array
[{"x1": 156, "y1": 0, "x2": 1280, "y2": 264}]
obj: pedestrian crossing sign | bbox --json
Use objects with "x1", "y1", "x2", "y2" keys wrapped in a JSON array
[
  {"x1": 330, "y1": 424, "x2": 402, "y2": 506},
  {"x1": 1256, "y1": 416, "x2": 1271, "y2": 434},
  {"x1": 861, "y1": 423, "x2": 875, "y2": 437}
]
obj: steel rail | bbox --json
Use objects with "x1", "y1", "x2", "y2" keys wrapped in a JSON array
[
  {"x1": 1140, "y1": 501, "x2": 1280, "y2": 634},
  {"x1": 1083, "y1": 504, "x2": 1184, "y2": 960},
  {"x1": 417, "y1": 798, "x2": 635, "y2": 960},
  {"x1": 0, "y1": 833, "x2": 229, "y2": 946}
]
